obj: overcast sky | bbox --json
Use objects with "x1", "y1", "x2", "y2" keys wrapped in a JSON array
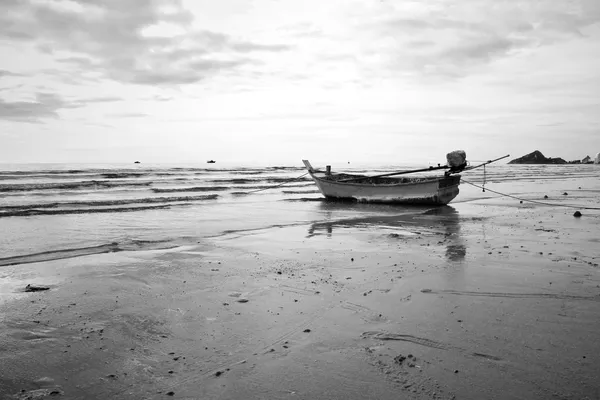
[{"x1": 1, "y1": 0, "x2": 599, "y2": 165}]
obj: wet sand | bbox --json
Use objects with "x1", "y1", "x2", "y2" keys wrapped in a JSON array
[{"x1": 1, "y1": 199, "x2": 600, "y2": 399}]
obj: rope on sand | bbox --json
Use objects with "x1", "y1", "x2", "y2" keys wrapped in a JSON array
[
  {"x1": 236, "y1": 172, "x2": 310, "y2": 195},
  {"x1": 461, "y1": 179, "x2": 600, "y2": 210}
]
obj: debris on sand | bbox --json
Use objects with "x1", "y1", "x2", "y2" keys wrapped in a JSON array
[
  {"x1": 394, "y1": 355, "x2": 407, "y2": 365},
  {"x1": 25, "y1": 284, "x2": 50, "y2": 292},
  {"x1": 574, "y1": 211, "x2": 582, "y2": 218},
  {"x1": 14, "y1": 387, "x2": 64, "y2": 399},
  {"x1": 303, "y1": 329, "x2": 311, "y2": 333}
]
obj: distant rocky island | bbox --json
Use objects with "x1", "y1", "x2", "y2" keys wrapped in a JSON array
[
  {"x1": 508, "y1": 150, "x2": 597, "y2": 165},
  {"x1": 508, "y1": 151, "x2": 566, "y2": 164}
]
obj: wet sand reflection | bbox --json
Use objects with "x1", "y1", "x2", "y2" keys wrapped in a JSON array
[{"x1": 307, "y1": 203, "x2": 466, "y2": 262}]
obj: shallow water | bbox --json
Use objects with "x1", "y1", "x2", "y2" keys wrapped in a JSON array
[{"x1": 1, "y1": 162, "x2": 599, "y2": 261}]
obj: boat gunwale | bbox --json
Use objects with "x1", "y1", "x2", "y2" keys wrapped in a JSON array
[{"x1": 309, "y1": 172, "x2": 459, "y2": 188}]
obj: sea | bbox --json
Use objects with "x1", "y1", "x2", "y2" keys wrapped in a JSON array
[{"x1": 1, "y1": 162, "x2": 599, "y2": 264}]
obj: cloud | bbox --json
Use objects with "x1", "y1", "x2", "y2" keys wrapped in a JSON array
[
  {"x1": 106, "y1": 112, "x2": 148, "y2": 118},
  {"x1": 0, "y1": 92, "x2": 80, "y2": 123},
  {"x1": 439, "y1": 36, "x2": 516, "y2": 66},
  {"x1": 144, "y1": 95, "x2": 173, "y2": 102},
  {"x1": 231, "y1": 42, "x2": 291, "y2": 52},
  {"x1": 81, "y1": 96, "x2": 123, "y2": 103},
  {"x1": 0, "y1": 69, "x2": 24, "y2": 78},
  {"x1": 329, "y1": 0, "x2": 600, "y2": 79},
  {"x1": 0, "y1": 0, "x2": 290, "y2": 86}
]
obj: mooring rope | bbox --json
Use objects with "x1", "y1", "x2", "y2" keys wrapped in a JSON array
[
  {"x1": 238, "y1": 172, "x2": 310, "y2": 195},
  {"x1": 236, "y1": 170, "x2": 600, "y2": 211},
  {"x1": 461, "y1": 179, "x2": 600, "y2": 210}
]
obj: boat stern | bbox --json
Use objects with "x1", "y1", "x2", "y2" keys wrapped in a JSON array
[{"x1": 436, "y1": 174, "x2": 461, "y2": 204}]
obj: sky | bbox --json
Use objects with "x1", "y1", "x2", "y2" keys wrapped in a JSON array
[{"x1": 0, "y1": 0, "x2": 599, "y2": 166}]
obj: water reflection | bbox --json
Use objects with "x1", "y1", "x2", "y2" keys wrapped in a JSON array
[
  {"x1": 421, "y1": 207, "x2": 466, "y2": 262},
  {"x1": 307, "y1": 203, "x2": 466, "y2": 262}
]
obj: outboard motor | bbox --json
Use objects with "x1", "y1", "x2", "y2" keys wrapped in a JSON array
[{"x1": 446, "y1": 150, "x2": 467, "y2": 172}]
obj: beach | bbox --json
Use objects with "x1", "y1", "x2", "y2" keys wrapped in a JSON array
[{"x1": 1, "y1": 164, "x2": 600, "y2": 399}]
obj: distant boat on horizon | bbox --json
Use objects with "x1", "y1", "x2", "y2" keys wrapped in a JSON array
[
  {"x1": 207, "y1": 160, "x2": 216, "y2": 164},
  {"x1": 134, "y1": 161, "x2": 140, "y2": 164}
]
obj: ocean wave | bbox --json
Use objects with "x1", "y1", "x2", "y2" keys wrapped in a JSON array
[
  {"x1": 229, "y1": 182, "x2": 314, "y2": 191},
  {"x1": 0, "y1": 169, "x2": 87, "y2": 176},
  {"x1": 0, "y1": 194, "x2": 219, "y2": 212},
  {"x1": 151, "y1": 186, "x2": 230, "y2": 193},
  {"x1": 100, "y1": 172, "x2": 147, "y2": 179},
  {"x1": 266, "y1": 176, "x2": 311, "y2": 183},
  {"x1": 207, "y1": 176, "x2": 310, "y2": 184},
  {"x1": 281, "y1": 190, "x2": 321, "y2": 194},
  {"x1": 0, "y1": 171, "x2": 193, "y2": 181},
  {"x1": 0, "y1": 180, "x2": 152, "y2": 192},
  {"x1": 208, "y1": 178, "x2": 257, "y2": 184},
  {"x1": 0, "y1": 204, "x2": 175, "y2": 218},
  {"x1": 268, "y1": 166, "x2": 304, "y2": 170},
  {"x1": 230, "y1": 171, "x2": 266, "y2": 175},
  {"x1": 0, "y1": 173, "x2": 102, "y2": 181}
]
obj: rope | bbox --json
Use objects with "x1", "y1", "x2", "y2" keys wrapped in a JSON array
[
  {"x1": 461, "y1": 179, "x2": 600, "y2": 210},
  {"x1": 482, "y1": 164, "x2": 486, "y2": 192},
  {"x1": 237, "y1": 172, "x2": 310, "y2": 195}
]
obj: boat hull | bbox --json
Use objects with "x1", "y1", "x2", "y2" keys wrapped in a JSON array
[{"x1": 309, "y1": 172, "x2": 461, "y2": 205}]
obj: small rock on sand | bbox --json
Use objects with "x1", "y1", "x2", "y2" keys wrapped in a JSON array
[{"x1": 574, "y1": 211, "x2": 582, "y2": 217}]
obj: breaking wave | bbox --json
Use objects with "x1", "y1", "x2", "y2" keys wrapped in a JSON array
[
  {"x1": 0, "y1": 180, "x2": 152, "y2": 192},
  {"x1": 0, "y1": 204, "x2": 173, "y2": 218},
  {"x1": 151, "y1": 186, "x2": 231, "y2": 193},
  {"x1": 0, "y1": 165, "x2": 319, "y2": 220},
  {"x1": 0, "y1": 194, "x2": 219, "y2": 211}
]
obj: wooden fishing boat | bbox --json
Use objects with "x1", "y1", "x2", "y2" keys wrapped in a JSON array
[{"x1": 302, "y1": 153, "x2": 508, "y2": 205}]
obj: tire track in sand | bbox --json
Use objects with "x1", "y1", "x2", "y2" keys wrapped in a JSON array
[
  {"x1": 362, "y1": 331, "x2": 503, "y2": 362},
  {"x1": 420, "y1": 289, "x2": 600, "y2": 301}
]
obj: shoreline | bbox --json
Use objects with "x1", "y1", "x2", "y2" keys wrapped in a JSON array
[{"x1": 1, "y1": 199, "x2": 599, "y2": 399}]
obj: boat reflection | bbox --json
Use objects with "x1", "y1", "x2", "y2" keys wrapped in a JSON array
[
  {"x1": 422, "y1": 207, "x2": 466, "y2": 262},
  {"x1": 307, "y1": 203, "x2": 466, "y2": 262}
]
